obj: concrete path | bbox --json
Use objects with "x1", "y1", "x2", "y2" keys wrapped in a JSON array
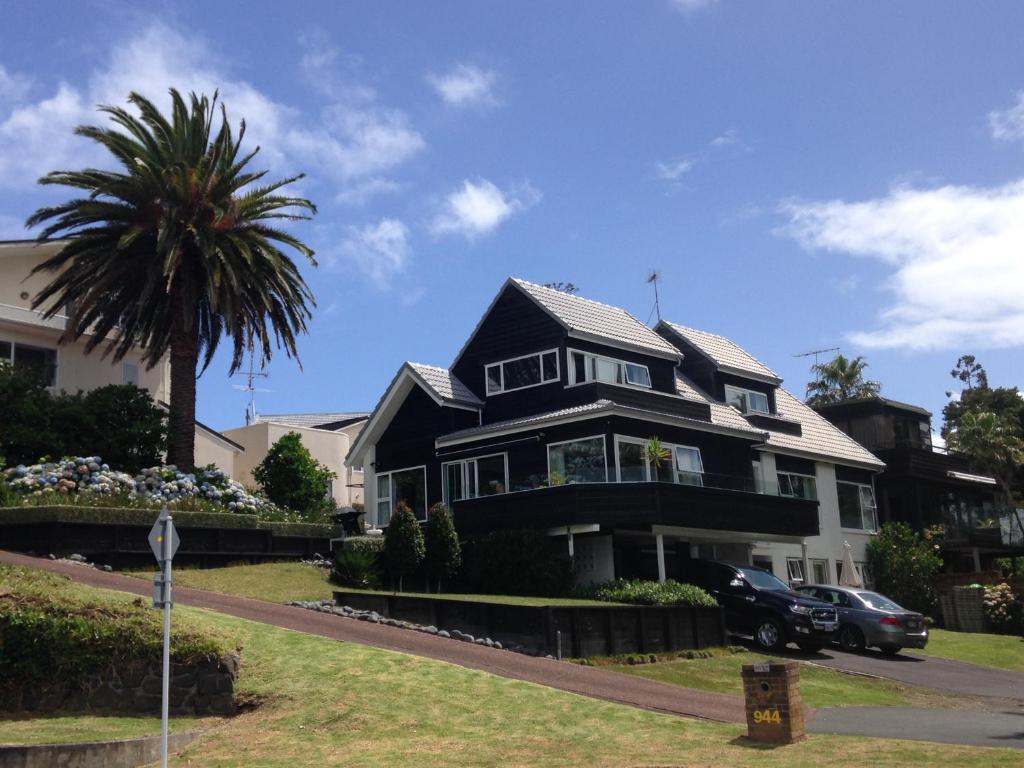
[
  {"x1": 0, "y1": 550, "x2": 744, "y2": 724},
  {"x1": 810, "y1": 706, "x2": 1024, "y2": 749}
]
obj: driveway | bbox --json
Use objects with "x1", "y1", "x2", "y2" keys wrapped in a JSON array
[
  {"x1": 810, "y1": 706, "x2": 1024, "y2": 749},
  {"x1": 0, "y1": 550, "x2": 744, "y2": 724}
]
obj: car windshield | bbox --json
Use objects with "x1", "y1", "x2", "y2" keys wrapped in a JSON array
[
  {"x1": 856, "y1": 591, "x2": 904, "y2": 611},
  {"x1": 738, "y1": 567, "x2": 790, "y2": 592}
]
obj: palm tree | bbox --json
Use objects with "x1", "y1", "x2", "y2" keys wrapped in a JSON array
[
  {"x1": 946, "y1": 410, "x2": 1024, "y2": 508},
  {"x1": 805, "y1": 354, "x2": 881, "y2": 407},
  {"x1": 26, "y1": 90, "x2": 317, "y2": 469}
]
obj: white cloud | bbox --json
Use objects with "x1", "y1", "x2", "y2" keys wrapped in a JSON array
[
  {"x1": 710, "y1": 127, "x2": 740, "y2": 147},
  {"x1": 780, "y1": 180, "x2": 1024, "y2": 350},
  {"x1": 653, "y1": 158, "x2": 694, "y2": 182},
  {"x1": 431, "y1": 179, "x2": 540, "y2": 239},
  {"x1": 339, "y1": 218, "x2": 411, "y2": 288},
  {"x1": 0, "y1": 22, "x2": 423, "y2": 199},
  {"x1": 989, "y1": 92, "x2": 1024, "y2": 142},
  {"x1": 669, "y1": 0, "x2": 718, "y2": 14},
  {"x1": 0, "y1": 66, "x2": 31, "y2": 102},
  {"x1": 426, "y1": 64, "x2": 498, "y2": 107}
]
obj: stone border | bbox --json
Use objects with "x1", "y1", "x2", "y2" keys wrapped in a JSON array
[{"x1": 0, "y1": 730, "x2": 199, "y2": 768}]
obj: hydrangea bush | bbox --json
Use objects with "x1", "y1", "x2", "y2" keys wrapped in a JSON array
[
  {"x1": 982, "y1": 582, "x2": 1024, "y2": 634},
  {"x1": 3, "y1": 457, "x2": 275, "y2": 515}
]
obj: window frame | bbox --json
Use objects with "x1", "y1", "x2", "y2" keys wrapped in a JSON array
[
  {"x1": 612, "y1": 434, "x2": 703, "y2": 485},
  {"x1": 723, "y1": 383, "x2": 770, "y2": 415},
  {"x1": 2, "y1": 340, "x2": 59, "y2": 388},
  {"x1": 484, "y1": 348, "x2": 560, "y2": 395},
  {"x1": 777, "y1": 471, "x2": 818, "y2": 501},
  {"x1": 547, "y1": 434, "x2": 608, "y2": 485},
  {"x1": 810, "y1": 558, "x2": 830, "y2": 585},
  {"x1": 441, "y1": 452, "x2": 509, "y2": 506},
  {"x1": 786, "y1": 557, "x2": 806, "y2": 585},
  {"x1": 566, "y1": 347, "x2": 653, "y2": 390},
  {"x1": 837, "y1": 480, "x2": 878, "y2": 532},
  {"x1": 374, "y1": 464, "x2": 428, "y2": 525}
]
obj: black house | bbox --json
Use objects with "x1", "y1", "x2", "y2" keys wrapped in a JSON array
[
  {"x1": 347, "y1": 279, "x2": 886, "y2": 587},
  {"x1": 816, "y1": 397, "x2": 1024, "y2": 572}
]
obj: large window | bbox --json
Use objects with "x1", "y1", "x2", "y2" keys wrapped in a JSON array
[
  {"x1": 614, "y1": 436, "x2": 703, "y2": 486},
  {"x1": 442, "y1": 454, "x2": 508, "y2": 506},
  {"x1": 838, "y1": 481, "x2": 878, "y2": 531},
  {"x1": 548, "y1": 436, "x2": 607, "y2": 484},
  {"x1": 786, "y1": 557, "x2": 806, "y2": 586},
  {"x1": 777, "y1": 472, "x2": 817, "y2": 500},
  {"x1": 485, "y1": 349, "x2": 559, "y2": 395},
  {"x1": 0, "y1": 341, "x2": 57, "y2": 387},
  {"x1": 568, "y1": 349, "x2": 651, "y2": 388},
  {"x1": 724, "y1": 384, "x2": 770, "y2": 414},
  {"x1": 375, "y1": 466, "x2": 427, "y2": 525},
  {"x1": 810, "y1": 558, "x2": 830, "y2": 585}
]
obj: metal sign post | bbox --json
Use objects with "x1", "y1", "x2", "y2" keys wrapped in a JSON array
[{"x1": 149, "y1": 508, "x2": 180, "y2": 768}]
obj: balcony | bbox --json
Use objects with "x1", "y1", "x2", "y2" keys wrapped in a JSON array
[
  {"x1": 931, "y1": 508, "x2": 1024, "y2": 551},
  {"x1": 451, "y1": 476, "x2": 820, "y2": 538}
]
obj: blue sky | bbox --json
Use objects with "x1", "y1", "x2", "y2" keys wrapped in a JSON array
[{"x1": 2, "y1": 1, "x2": 1022, "y2": 431}]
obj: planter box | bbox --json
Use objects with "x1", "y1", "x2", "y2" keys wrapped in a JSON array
[{"x1": 333, "y1": 590, "x2": 726, "y2": 656}]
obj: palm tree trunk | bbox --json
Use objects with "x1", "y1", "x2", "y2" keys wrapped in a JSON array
[{"x1": 166, "y1": 304, "x2": 199, "y2": 470}]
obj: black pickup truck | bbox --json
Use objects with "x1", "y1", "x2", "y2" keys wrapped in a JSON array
[{"x1": 685, "y1": 559, "x2": 838, "y2": 652}]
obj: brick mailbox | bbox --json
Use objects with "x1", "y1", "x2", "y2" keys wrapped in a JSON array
[{"x1": 740, "y1": 661, "x2": 806, "y2": 744}]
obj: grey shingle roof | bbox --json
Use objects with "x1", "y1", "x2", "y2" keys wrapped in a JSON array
[
  {"x1": 513, "y1": 279, "x2": 680, "y2": 358},
  {"x1": 408, "y1": 362, "x2": 483, "y2": 406},
  {"x1": 255, "y1": 412, "x2": 369, "y2": 430},
  {"x1": 660, "y1": 321, "x2": 781, "y2": 382},
  {"x1": 674, "y1": 374, "x2": 758, "y2": 433}
]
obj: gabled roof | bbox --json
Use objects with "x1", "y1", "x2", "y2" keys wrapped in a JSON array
[
  {"x1": 346, "y1": 362, "x2": 481, "y2": 467},
  {"x1": 674, "y1": 373, "x2": 757, "y2": 433},
  {"x1": 814, "y1": 396, "x2": 932, "y2": 418},
  {"x1": 255, "y1": 412, "x2": 370, "y2": 430},
  {"x1": 658, "y1": 320, "x2": 781, "y2": 384}
]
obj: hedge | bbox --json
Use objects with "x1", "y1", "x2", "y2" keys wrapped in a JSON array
[{"x1": 576, "y1": 579, "x2": 717, "y2": 608}]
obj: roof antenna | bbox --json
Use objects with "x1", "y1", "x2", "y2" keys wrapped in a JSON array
[
  {"x1": 794, "y1": 346, "x2": 840, "y2": 367},
  {"x1": 232, "y1": 353, "x2": 271, "y2": 425},
  {"x1": 646, "y1": 270, "x2": 662, "y2": 323}
]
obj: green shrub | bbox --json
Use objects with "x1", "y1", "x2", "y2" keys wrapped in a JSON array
[
  {"x1": 983, "y1": 583, "x2": 1024, "y2": 634},
  {"x1": 252, "y1": 432, "x2": 335, "y2": 520},
  {"x1": 576, "y1": 579, "x2": 717, "y2": 608},
  {"x1": 331, "y1": 546, "x2": 381, "y2": 590},
  {"x1": 424, "y1": 503, "x2": 461, "y2": 591},
  {"x1": 454, "y1": 529, "x2": 574, "y2": 597},
  {"x1": 342, "y1": 535, "x2": 385, "y2": 554},
  {"x1": 866, "y1": 522, "x2": 943, "y2": 615},
  {"x1": 383, "y1": 502, "x2": 425, "y2": 592}
]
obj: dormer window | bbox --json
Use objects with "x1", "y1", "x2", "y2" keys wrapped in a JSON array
[
  {"x1": 569, "y1": 349, "x2": 652, "y2": 388},
  {"x1": 485, "y1": 349, "x2": 559, "y2": 395},
  {"x1": 724, "y1": 384, "x2": 770, "y2": 414}
]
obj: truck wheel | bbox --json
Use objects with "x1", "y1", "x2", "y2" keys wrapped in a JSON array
[
  {"x1": 839, "y1": 625, "x2": 866, "y2": 652},
  {"x1": 754, "y1": 618, "x2": 785, "y2": 652}
]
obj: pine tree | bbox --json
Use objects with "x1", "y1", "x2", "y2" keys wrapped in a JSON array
[
  {"x1": 383, "y1": 501, "x2": 425, "y2": 592},
  {"x1": 425, "y1": 503, "x2": 462, "y2": 592}
]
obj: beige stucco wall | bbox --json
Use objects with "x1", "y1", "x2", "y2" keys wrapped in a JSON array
[
  {"x1": 193, "y1": 429, "x2": 239, "y2": 477},
  {"x1": 224, "y1": 422, "x2": 365, "y2": 506}
]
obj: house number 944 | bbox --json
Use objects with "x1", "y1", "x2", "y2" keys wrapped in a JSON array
[{"x1": 752, "y1": 709, "x2": 782, "y2": 725}]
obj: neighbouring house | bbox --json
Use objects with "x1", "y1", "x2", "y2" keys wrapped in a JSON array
[
  {"x1": 225, "y1": 413, "x2": 369, "y2": 508},
  {"x1": 1, "y1": 238, "x2": 243, "y2": 475},
  {"x1": 346, "y1": 278, "x2": 886, "y2": 588},
  {"x1": 815, "y1": 397, "x2": 1024, "y2": 573}
]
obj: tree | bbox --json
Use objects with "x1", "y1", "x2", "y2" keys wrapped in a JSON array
[
  {"x1": 424, "y1": 503, "x2": 461, "y2": 592},
  {"x1": 865, "y1": 522, "x2": 943, "y2": 615},
  {"x1": 945, "y1": 411, "x2": 1024, "y2": 508},
  {"x1": 805, "y1": 353, "x2": 881, "y2": 407},
  {"x1": 383, "y1": 502, "x2": 425, "y2": 592},
  {"x1": 82, "y1": 385, "x2": 167, "y2": 472},
  {"x1": 949, "y1": 354, "x2": 988, "y2": 392},
  {"x1": 252, "y1": 432, "x2": 335, "y2": 517},
  {"x1": 26, "y1": 89, "x2": 316, "y2": 470}
]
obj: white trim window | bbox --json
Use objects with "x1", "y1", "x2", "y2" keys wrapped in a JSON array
[
  {"x1": 777, "y1": 472, "x2": 817, "y2": 500},
  {"x1": 724, "y1": 384, "x2": 770, "y2": 414},
  {"x1": 810, "y1": 558, "x2": 830, "y2": 585},
  {"x1": 837, "y1": 481, "x2": 878, "y2": 531},
  {"x1": 123, "y1": 362, "x2": 140, "y2": 386},
  {"x1": 0, "y1": 340, "x2": 58, "y2": 387},
  {"x1": 614, "y1": 436, "x2": 703, "y2": 486},
  {"x1": 547, "y1": 435, "x2": 608, "y2": 484},
  {"x1": 442, "y1": 453, "x2": 508, "y2": 505},
  {"x1": 485, "y1": 349, "x2": 559, "y2": 395},
  {"x1": 786, "y1": 557, "x2": 806, "y2": 586},
  {"x1": 375, "y1": 465, "x2": 428, "y2": 525},
  {"x1": 568, "y1": 349, "x2": 651, "y2": 389}
]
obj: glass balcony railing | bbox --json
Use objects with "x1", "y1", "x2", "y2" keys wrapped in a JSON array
[{"x1": 506, "y1": 470, "x2": 819, "y2": 500}]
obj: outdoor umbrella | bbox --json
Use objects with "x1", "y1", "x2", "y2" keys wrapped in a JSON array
[{"x1": 839, "y1": 540, "x2": 864, "y2": 588}]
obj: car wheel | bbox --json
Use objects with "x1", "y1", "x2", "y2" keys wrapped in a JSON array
[
  {"x1": 839, "y1": 625, "x2": 866, "y2": 652},
  {"x1": 796, "y1": 643, "x2": 823, "y2": 653},
  {"x1": 879, "y1": 644, "x2": 902, "y2": 656},
  {"x1": 754, "y1": 618, "x2": 785, "y2": 652}
]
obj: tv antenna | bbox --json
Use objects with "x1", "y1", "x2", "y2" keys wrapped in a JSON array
[
  {"x1": 232, "y1": 355, "x2": 271, "y2": 425},
  {"x1": 794, "y1": 346, "x2": 840, "y2": 366},
  {"x1": 646, "y1": 270, "x2": 662, "y2": 324}
]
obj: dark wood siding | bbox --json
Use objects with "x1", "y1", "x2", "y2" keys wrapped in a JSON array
[
  {"x1": 563, "y1": 337, "x2": 678, "y2": 395},
  {"x1": 775, "y1": 454, "x2": 816, "y2": 475}
]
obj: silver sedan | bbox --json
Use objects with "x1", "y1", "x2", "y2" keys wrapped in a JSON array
[{"x1": 796, "y1": 585, "x2": 928, "y2": 656}]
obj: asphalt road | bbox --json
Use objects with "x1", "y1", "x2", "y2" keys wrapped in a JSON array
[{"x1": 810, "y1": 706, "x2": 1024, "y2": 749}]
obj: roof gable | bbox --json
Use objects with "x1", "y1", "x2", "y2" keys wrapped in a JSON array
[{"x1": 658, "y1": 320, "x2": 780, "y2": 383}]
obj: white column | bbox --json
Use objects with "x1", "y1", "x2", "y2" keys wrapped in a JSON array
[
  {"x1": 656, "y1": 534, "x2": 666, "y2": 583},
  {"x1": 567, "y1": 528, "x2": 575, "y2": 558},
  {"x1": 801, "y1": 541, "x2": 811, "y2": 585}
]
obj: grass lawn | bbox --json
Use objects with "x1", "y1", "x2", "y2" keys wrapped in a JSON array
[
  {"x1": 3, "y1": 577, "x2": 1019, "y2": 766},
  {"x1": 907, "y1": 628, "x2": 1024, "y2": 672},
  {"x1": 0, "y1": 714, "x2": 212, "y2": 746},
  {"x1": 606, "y1": 650, "x2": 975, "y2": 710},
  {"x1": 127, "y1": 561, "x2": 614, "y2": 607}
]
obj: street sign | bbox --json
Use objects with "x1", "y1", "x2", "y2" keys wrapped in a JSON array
[{"x1": 148, "y1": 510, "x2": 180, "y2": 562}]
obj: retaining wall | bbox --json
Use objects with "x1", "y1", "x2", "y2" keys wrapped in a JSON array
[{"x1": 0, "y1": 730, "x2": 199, "y2": 768}]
